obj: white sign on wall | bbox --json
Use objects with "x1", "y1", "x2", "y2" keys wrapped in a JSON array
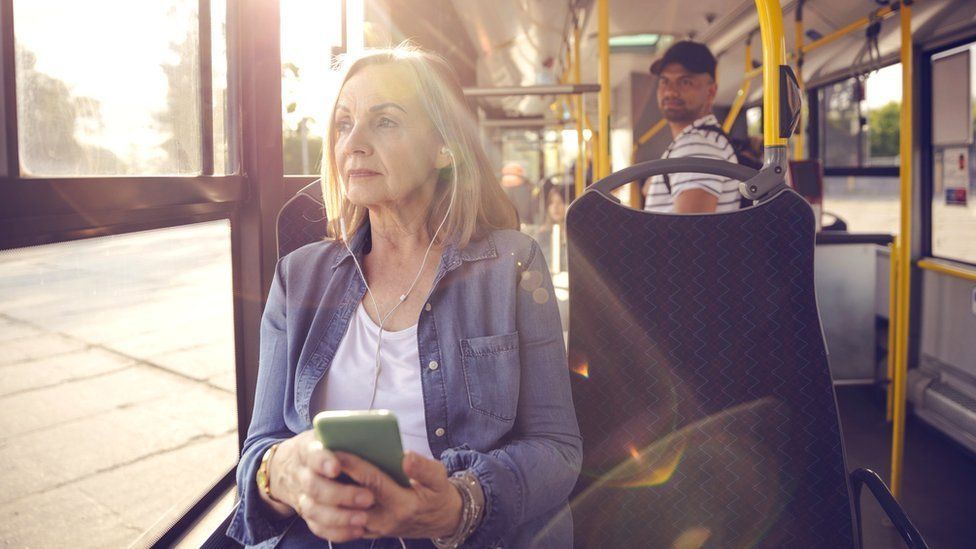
[
  {"x1": 942, "y1": 146, "x2": 970, "y2": 206},
  {"x1": 932, "y1": 49, "x2": 973, "y2": 146}
]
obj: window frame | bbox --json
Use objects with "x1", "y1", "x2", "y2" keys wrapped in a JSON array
[{"x1": 922, "y1": 33, "x2": 976, "y2": 268}]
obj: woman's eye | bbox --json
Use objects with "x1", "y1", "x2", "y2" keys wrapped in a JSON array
[
  {"x1": 335, "y1": 119, "x2": 352, "y2": 133},
  {"x1": 378, "y1": 117, "x2": 397, "y2": 128}
]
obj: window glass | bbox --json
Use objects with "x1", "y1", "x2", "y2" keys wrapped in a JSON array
[
  {"x1": 931, "y1": 44, "x2": 976, "y2": 264},
  {"x1": 14, "y1": 0, "x2": 203, "y2": 176},
  {"x1": 0, "y1": 221, "x2": 237, "y2": 546},
  {"x1": 281, "y1": 0, "x2": 344, "y2": 175},
  {"x1": 822, "y1": 175, "x2": 900, "y2": 235},
  {"x1": 745, "y1": 106, "x2": 762, "y2": 138},
  {"x1": 212, "y1": 0, "x2": 232, "y2": 174},
  {"x1": 820, "y1": 64, "x2": 902, "y2": 168}
]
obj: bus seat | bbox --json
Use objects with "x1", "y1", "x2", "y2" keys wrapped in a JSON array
[
  {"x1": 276, "y1": 179, "x2": 328, "y2": 259},
  {"x1": 564, "y1": 182, "x2": 925, "y2": 547}
]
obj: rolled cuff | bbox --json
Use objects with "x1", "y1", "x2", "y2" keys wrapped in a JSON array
[
  {"x1": 226, "y1": 437, "x2": 295, "y2": 546},
  {"x1": 440, "y1": 447, "x2": 521, "y2": 548}
]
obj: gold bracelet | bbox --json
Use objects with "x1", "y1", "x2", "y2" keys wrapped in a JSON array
[{"x1": 256, "y1": 443, "x2": 282, "y2": 503}]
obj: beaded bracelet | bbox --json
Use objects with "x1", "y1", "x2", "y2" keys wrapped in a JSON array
[{"x1": 432, "y1": 471, "x2": 485, "y2": 548}]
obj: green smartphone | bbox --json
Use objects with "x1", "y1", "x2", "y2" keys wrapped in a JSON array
[{"x1": 312, "y1": 409, "x2": 411, "y2": 488}]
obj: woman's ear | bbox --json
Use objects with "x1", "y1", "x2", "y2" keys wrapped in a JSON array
[{"x1": 435, "y1": 146, "x2": 452, "y2": 170}]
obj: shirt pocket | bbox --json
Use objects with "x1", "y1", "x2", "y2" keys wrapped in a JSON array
[{"x1": 459, "y1": 332, "x2": 520, "y2": 421}]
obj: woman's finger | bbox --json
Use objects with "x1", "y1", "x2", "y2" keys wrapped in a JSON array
[
  {"x1": 305, "y1": 520, "x2": 366, "y2": 543},
  {"x1": 303, "y1": 441, "x2": 341, "y2": 478},
  {"x1": 401, "y1": 451, "x2": 449, "y2": 490},
  {"x1": 335, "y1": 452, "x2": 395, "y2": 495},
  {"x1": 302, "y1": 504, "x2": 368, "y2": 530},
  {"x1": 302, "y1": 474, "x2": 375, "y2": 509}
]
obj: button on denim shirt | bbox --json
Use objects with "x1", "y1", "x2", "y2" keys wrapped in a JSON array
[{"x1": 227, "y1": 226, "x2": 582, "y2": 548}]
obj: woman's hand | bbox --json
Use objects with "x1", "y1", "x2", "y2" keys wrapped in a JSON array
[
  {"x1": 270, "y1": 430, "x2": 377, "y2": 542},
  {"x1": 336, "y1": 451, "x2": 463, "y2": 539}
]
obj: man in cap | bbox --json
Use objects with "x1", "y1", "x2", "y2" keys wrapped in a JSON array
[{"x1": 644, "y1": 41, "x2": 742, "y2": 214}]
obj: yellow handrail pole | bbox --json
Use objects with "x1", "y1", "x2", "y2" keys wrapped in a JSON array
[
  {"x1": 754, "y1": 0, "x2": 787, "y2": 151},
  {"x1": 746, "y1": 1, "x2": 905, "y2": 85},
  {"x1": 636, "y1": 119, "x2": 668, "y2": 149},
  {"x1": 917, "y1": 259, "x2": 976, "y2": 282},
  {"x1": 632, "y1": 118, "x2": 668, "y2": 163},
  {"x1": 723, "y1": 40, "x2": 755, "y2": 133},
  {"x1": 597, "y1": 0, "x2": 610, "y2": 179},
  {"x1": 574, "y1": 25, "x2": 585, "y2": 197},
  {"x1": 744, "y1": 65, "x2": 764, "y2": 80},
  {"x1": 794, "y1": 0, "x2": 806, "y2": 160},
  {"x1": 886, "y1": 237, "x2": 899, "y2": 422},
  {"x1": 801, "y1": 4, "x2": 898, "y2": 55},
  {"x1": 890, "y1": 2, "x2": 913, "y2": 500}
]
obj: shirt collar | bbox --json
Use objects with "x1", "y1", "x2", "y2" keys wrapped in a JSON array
[{"x1": 675, "y1": 113, "x2": 720, "y2": 139}]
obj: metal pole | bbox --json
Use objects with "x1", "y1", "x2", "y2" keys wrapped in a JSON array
[
  {"x1": 794, "y1": 0, "x2": 805, "y2": 160},
  {"x1": 463, "y1": 83, "x2": 600, "y2": 97},
  {"x1": 886, "y1": 236, "x2": 899, "y2": 422},
  {"x1": 574, "y1": 25, "x2": 585, "y2": 197},
  {"x1": 890, "y1": 1, "x2": 913, "y2": 500},
  {"x1": 754, "y1": 0, "x2": 787, "y2": 152},
  {"x1": 597, "y1": 0, "x2": 610, "y2": 178},
  {"x1": 801, "y1": 5, "x2": 897, "y2": 55},
  {"x1": 723, "y1": 39, "x2": 755, "y2": 133}
]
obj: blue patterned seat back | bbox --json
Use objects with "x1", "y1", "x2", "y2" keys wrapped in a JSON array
[
  {"x1": 276, "y1": 180, "x2": 328, "y2": 259},
  {"x1": 566, "y1": 189, "x2": 855, "y2": 547}
]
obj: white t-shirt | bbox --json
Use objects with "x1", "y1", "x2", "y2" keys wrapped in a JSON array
[
  {"x1": 310, "y1": 303, "x2": 434, "y2": 459},
  {"x1": 643, "y1": 114, "x2": 741, "y2": 213}
]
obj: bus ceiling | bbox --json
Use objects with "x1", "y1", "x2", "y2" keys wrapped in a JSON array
[{"x1": 433, "y1": 0, "x2": 976, "y2": 117}]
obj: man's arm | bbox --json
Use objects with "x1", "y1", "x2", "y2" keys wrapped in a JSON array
[{"x1": 673, "y1": 188, "x2": 718, "y2": 213}]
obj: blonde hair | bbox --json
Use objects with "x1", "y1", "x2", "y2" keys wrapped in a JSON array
[{"x1": 321, "y1": 43, "x2": 517, "y2": 248}]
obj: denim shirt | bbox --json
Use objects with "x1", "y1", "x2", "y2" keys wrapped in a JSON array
[{"x1": 226, "y1": 226, "x2": 582, "y2": 548}]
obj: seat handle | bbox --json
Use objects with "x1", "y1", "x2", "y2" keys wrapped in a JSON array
[{"x1": 587, "y1": 156, "x2": 788, "y2": 204}]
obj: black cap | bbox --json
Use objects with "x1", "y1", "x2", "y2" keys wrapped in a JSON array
[{"x1": 649, "y1": 41, "x2": 717, "y2": 78}]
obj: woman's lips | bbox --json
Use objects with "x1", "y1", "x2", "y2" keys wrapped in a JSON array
[{"x1": 347, "y1": 169, "x2": 381, "y2": 178}]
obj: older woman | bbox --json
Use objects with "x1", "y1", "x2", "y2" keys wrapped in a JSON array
[{"x1": 226, "y1": 45, "x2": 581, "y2": 548}]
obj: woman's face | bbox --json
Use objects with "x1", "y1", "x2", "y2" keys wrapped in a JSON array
[
  {"x1": 333, "y1": 63, "x2": 449, "y2": 210},
  {"x1": 547, "y1": 190, "x2": 567, "y2": 224}
]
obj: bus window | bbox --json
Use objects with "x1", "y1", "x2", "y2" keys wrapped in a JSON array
[
  {"x1": 931, "y1": 43, "x2": 976, "y2": 265},
  {"x1": 13, "y1": 1, "x2": 210, "y2": 177},
  {"x1": 818, "y1": 64, "x2": 902, "y2": 235},
  {"x1": 0, "y1": 222, "x2": 239, "y2": 547},
  {"x1": 280, "y1": 0, "x2": 345, "y2": 175}
]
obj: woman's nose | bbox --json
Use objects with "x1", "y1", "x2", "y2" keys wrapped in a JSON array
[{"x1": 341, "y1": 125, "x2": 371, "y2": 156}]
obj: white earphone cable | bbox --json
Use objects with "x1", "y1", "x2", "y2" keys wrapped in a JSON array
[{"x1": 341, "y1": 149, "x2": 458, "y2": 409}]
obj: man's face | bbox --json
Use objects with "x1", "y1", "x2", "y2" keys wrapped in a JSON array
[{"x1": 656, "y1": 62, "x2": 717, "y2": 124}]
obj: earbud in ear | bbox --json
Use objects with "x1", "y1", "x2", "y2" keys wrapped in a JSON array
[{"x1": 440, "y1": 146, "x2": 450, "y2": 156}]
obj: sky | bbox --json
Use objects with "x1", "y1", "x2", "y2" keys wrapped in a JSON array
[{"x1": 864, "y1": 62, "x2": 902, "y2": 110}]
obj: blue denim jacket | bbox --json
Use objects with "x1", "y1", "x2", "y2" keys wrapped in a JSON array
[{"x1": 226, "y1": 226, "x2": 582, "y2": 548}]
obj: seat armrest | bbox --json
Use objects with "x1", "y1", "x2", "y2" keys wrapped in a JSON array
[{"x1": 850, "y1": 468, "x2": 928, "y2": 548}]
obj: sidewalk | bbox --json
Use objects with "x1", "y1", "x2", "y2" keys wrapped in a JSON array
[{"x1": 0, "y1": 222, "x2": 238, "y2": 548}]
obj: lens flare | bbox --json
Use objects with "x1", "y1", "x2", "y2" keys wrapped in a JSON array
[{"x1": 557, "y1": 398, "x2": 793, "y2": 548}]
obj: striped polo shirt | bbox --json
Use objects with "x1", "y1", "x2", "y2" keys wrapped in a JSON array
[{"x1": 643, "y1": 114, "x2": 741, "y2": 213}]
